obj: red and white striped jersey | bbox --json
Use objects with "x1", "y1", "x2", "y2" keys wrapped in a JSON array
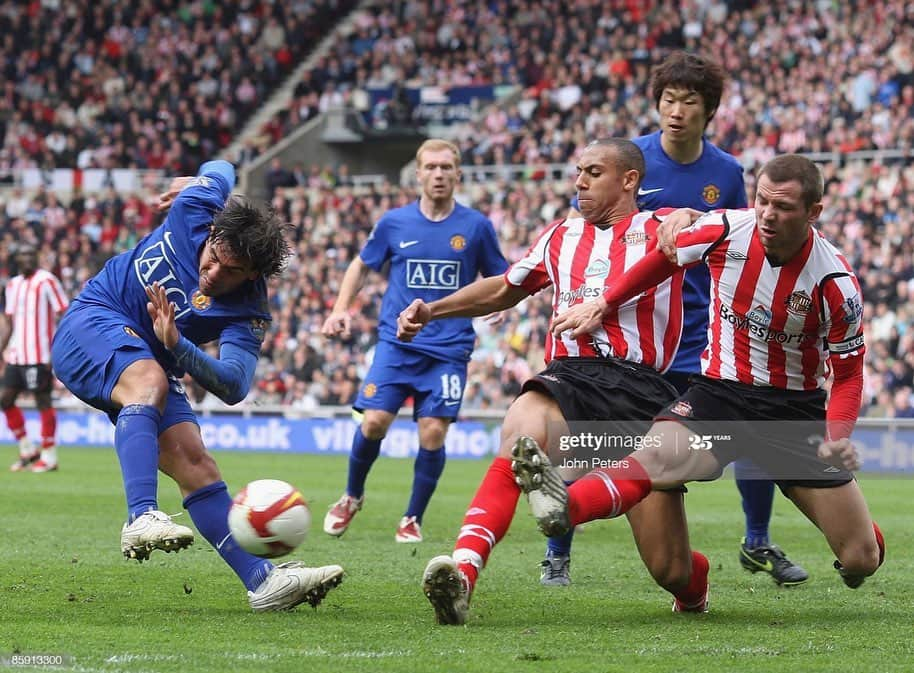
[
  {"x1": 3, "y1": 270, "x2": 69, "y2": 365},
  {"x1": 506, "y1": 210, "x2": 684, "y2": 370},
  {"x1": 675, "y1": 209, "x2": 865, "y2": 390}
]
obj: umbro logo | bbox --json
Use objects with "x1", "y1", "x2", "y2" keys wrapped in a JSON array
[
  {"x1": 399, "y1": 240, "x2": 419, "y2": 248},
  {"x1": 726, "y1": 250, "x2": 749, "y2": 261}
]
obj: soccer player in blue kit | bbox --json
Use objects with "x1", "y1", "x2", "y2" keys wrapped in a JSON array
[
  {"x1": 51, "y1": 160, "x2": 344, "y2": 611},
  {"x1": 322, "y1": 139, "x2": 508, "y2": 543},
  {"x1": 543, "y1": 52, "x2": 807, "y2": 587}
]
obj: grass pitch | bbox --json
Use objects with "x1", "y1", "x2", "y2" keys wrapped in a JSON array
[{"x1": 1, "y1": 447, "x2": 911, "y2": 673}]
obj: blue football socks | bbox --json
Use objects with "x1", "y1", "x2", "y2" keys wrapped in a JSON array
[
  {"x1": 115, "y1": 404, "x2": 162, "y2": 522},
  {"x1": 735, "y1": 459, "x2": 775, "y2": 548},
  {"x1": 346, "y1": 426, "x2": 382, "y2": 498},
  {"x1": 404, "y1": 446, "x2": 447, "y2": 523},
  {"x1": 183, "y1": 481, "x2": 273, "y2": 591}
]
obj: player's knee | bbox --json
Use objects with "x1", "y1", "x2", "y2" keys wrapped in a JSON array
[
  {"x1": 0, "y1": 391, "x2": 15, "y2": 410},
  {"x1": 361, "y1": 414, "x2": 391, "y2": 440},
  {"x1": 115, "y1": 365, "x2": 169, "y2": 411},
  {"x1": 33, "y1": 392, "x2": 52, "y2": 409},
  {"x1": 839, "y1": 539, "x2": 882, "y2": 577},
  {"x1": 418, "y1": 422, "x2": 448, "y2": 448}
]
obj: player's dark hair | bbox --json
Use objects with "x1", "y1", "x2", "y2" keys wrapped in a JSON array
[
  {"x1": 209, "y1": 196, "x2": 291, "y2": 278},
  {"x1": 758, "y1": 155, "x2": 824, "y2": 208},
  {"x1": 587, "y1": 138, "x2": 646, "y2": 188},
  {"x1": 650, "y1": 51, "x2": 725, "y2": 126}
]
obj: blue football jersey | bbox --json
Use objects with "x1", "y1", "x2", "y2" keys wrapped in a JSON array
[
  {"x1": 360, "y1": 201, "x2": 508, "y2": 363},
  {"x1": 633, "y1": 131, "x2": 747, "y2": 373},
  {"x1": 73, "y1": 161, "x2": 271, "y2": 377}
]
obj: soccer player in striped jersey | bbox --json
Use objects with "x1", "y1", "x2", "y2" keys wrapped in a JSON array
[
  {"x1": 549, "y1": 51, "x2": 806, "y2": 589},
  {"x1": 1, "y1": 244, "x2": 68, "y2": 472},
  {"x1": 399, "y1": 138, "x2": 713, "y2": 625},
  {"x1": 524, "y1": 154, "x2": 884, "y2": 596}
]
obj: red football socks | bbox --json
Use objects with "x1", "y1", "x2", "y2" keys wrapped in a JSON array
[
  {"x1": 453, "y1": 457, "x2": 520, "y2": 589},
  {"x1": 567, "y1": 457, "x2": 652, "y2": 525}
]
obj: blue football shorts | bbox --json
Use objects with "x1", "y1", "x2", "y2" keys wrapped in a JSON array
[
  {"x1": 353, "y1": 340, "x2": 468, "y2": 420},
  {"x1": 51, "y1": 304, "x2": 197, "y2": 433}
]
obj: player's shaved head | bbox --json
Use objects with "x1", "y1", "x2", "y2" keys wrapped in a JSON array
[
  {"x1": 586, "y1": 138, "x2": 645, "y2": 188},
  {"x1": 209, "y1": 196, "x2": 291, "y2": 278}
]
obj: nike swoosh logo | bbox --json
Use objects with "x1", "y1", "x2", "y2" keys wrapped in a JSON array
[
  {"x1": 399, "y1": 240, "x2": 419, "y2": 248},
  {"x1": 216, "y1": 533, "x2": 232, "y2": 550},
  {"x1": 742, "y1": 552, "x2": 774, "y2": 572},
  {"x1": 637, "y1": 187, "x2": 664, "y2": 195},
  {"x1": 444, "y1": 400, "x2": 461, "y2": 406}
]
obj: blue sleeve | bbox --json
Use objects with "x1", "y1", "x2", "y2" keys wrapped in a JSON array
[
  {"x1": 171, "y1": 164, "x2": 233, "y2": 216},
  {"x1": 359, "y1": 215, "x2": 391, "y2": 271},
  {"x1": 197, "y1": 160, "x2": 236, "y2": 190},
  {"x1": 171, "y1": 321, "x2": 260, "y2": 404},
  {"x1": 570, "y1": 194, "x2": 580, "y2": 211},
  {"x1": 478, "y1": 218, "x2": 509, "y2": 277}
]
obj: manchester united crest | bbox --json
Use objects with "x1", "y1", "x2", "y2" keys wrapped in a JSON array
[
  {"x1": 450, "y1": 235, "x2": 467, "y2": 251},
  {"x1": 363, "y1": 383, "x2": 377, "y2": 398},
  {"x1": 785, "y1": 290, "x2": 813, "y2": 316},
  {"x1": 191, "y1": 290, "x2": 212, "y2": 311},
  {"x1": 702, "y1": 184, "x2": 721, "y2": 206}
]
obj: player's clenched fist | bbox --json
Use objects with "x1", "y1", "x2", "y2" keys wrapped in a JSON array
[
  {"x1": 397, "y1": 299, "x2": 432, "y2": 342},
  {"x1": 321, "y1": 312, "x2": 352, "y2": 339},
  {"x1": 817, "y1": 438, "x2": 860, "y2": 472}
]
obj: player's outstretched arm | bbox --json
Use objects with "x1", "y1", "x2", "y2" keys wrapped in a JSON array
[
  {"x1": 397, "y1": 276, "x2": 528, "y2": 342},
  {"x1": 322, "y1": 257, "x2": 371, "y2": 339}
]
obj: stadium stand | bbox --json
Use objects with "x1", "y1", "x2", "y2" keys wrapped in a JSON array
[
  {"x1": 0, "y1": 0, "x2": 358, "y2": 172},
  {"x1": 251, "y1": 0, "x2": 914, "y2": 165},
  {"x1": 0, "y1": 0, "x2": 911, "y2": 418},
  {"x1": 1, "y1": 161, "x2": 912, "y2": 416}
]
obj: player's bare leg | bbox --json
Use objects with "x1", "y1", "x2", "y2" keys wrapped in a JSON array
[
  {"x1": 627, "y1": 490, "x2": 709, "y2": 612},
  {"x1": 785, "y1": 482, "x2": 883, "y2": 588},
  {"x1": 424, "y1": 390, "x2": 567, "y2": 624}
]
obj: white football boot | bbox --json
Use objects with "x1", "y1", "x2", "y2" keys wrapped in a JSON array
[
  {"x1": 248, "y1": 562, "x2": 344, "y2": 612},
  {"x1": 120, "y1": 510, "x2": 195, "y2": 562}
]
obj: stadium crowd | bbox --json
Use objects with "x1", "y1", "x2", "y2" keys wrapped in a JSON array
[
  {"x1": 1, "y1": 157, "x2": 912, "y2": 417},
  {"x1": 251, "y1": 0, "x2": 914, "y2": 166},
  {"x1": 4, "y1": 1, "x2": 913, "y2": 175},
  {"x1": 0, "y1": 0, "x2": 358, "y2": 175},
  {"x1": 0, "y1": 0, "x2": 911, "y2": 418}
]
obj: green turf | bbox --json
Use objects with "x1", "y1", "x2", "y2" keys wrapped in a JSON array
[{"x1": 1, "y1": 447, "x2": 910, "y2": 673}]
